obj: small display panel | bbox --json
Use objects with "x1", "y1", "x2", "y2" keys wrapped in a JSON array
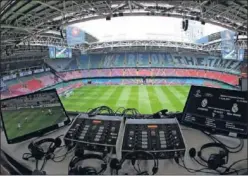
[
  {"x1": 0, "y1": 89, "x2": 70, "y2": 143},
  {"x1": 182, "y1": 86, "x2": 247, "y2": 138}
]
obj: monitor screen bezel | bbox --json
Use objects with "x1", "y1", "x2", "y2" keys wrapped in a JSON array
[
  {"x1": 181, "y1": 85, "x2": 248, "y2": 139},
  {"x1": 0, "y1": 89, "x2": 71, "y2": 144}
]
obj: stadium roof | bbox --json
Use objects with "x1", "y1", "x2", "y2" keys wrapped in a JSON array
[{"x1": 1, "y1": 0, "x2": 247, "y2": 50}]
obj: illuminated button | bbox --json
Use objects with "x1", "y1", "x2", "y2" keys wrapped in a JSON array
[
  {"x1": 128, "y1": 144, "x2": 133, "y2": 148},
  {"x1": 142, "y1": 138, "x2": 147, "y2": 142},
  {"x1": 97, "y1": 132, "x2": 102, "y2": 136},
  {"x1": 142, "y1": 145, "x2": 148, "y2": 149},
  {"x1": 161, "y1": 141, "x2": 166, "y2": 145},
  {"x1": 99, "y1": 126, "x2": 104, "y2": 130},
  {"x1": 142, "y1": 134, "x2": 147, "y2": 138},
  {"x1": 96, "y1": 135, "x2": 101, "y2": 138},
  {"x1": 129, "y1": 131, "x2": 134, "y2": 136},
  {"x1": 78, "y1": 136, "x2": 85, "y2": 140},
  {"x1": 95, "y1": 138, "x2": 100, "y2": 142},
  {"x1": 142, "y1": 131, "x2": 147, "y2": 135},
  {"x1": 111, "y1": 127, "x2": 115, "y2": 132},
  {"x1": 161, "y1": 144, "x2": 167, "y2": 148},
  {"x1": 129, "y1": 137, "x2": 133, "y2": 140},
  {"x1": 159, "y1": 131, "x2": 164, "y2": 134},
  {"x1": 172, "y1": 130, "x2": 177, "y2": 135},
  {"x1": 142, "y1": 142, "x2": 148, "y2": 145}
]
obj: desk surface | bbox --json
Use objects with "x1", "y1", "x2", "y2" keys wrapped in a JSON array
[{"x1": 1, "y1": 122, "x2": 247, "y2": 175}]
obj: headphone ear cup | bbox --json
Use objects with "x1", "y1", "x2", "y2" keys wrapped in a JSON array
[
  {"x1": 208, "y1": 154, "x2": 220, "y2": 170},
  {"x1": 54, "y1": 137, "x2": 62, "y2": 148},
  {"x1": 110, "y1": 158, "x2": 121, "y2": 170},
  {"x1": 101, "y1": 163, "x2": 107, "y2": 170},
  {"x1": 189, "y1": 148, "x2": 196, "y2": 158},
  {"x1": 78, "y1": 166, "x2": 97, "y2": 175}
]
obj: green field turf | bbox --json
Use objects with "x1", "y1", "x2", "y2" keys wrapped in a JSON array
[
  {"x1": 2, "y1": 106, "x2": 66, "y2": 140},
  {"x1": 60, "y1": 85, "x2": 191, "y2": 114}
]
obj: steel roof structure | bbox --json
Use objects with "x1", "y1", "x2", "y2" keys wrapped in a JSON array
[{"x1": 1, "y1": 0, "x2": 247, "y2": 59}]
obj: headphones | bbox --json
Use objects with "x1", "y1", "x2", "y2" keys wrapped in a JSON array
[
  {"x1": 28, "y1": 137, "x2": 62, "y2": 160},
  {"x1": 110, "y1": 150, "x2": 158, "y2": 175},
  {"x1": 189, "y1": 143, "x2": 229, "y2": 170},
  {"x1": 68, "y1": 149, "x2": 107, "y2": 175}
]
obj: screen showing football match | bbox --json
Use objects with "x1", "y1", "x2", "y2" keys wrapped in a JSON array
[
  {"x1": 182, "y1": 86, "x2": 248, "y2": 137},
  {"x1": 48, "y1": 46, "x2": 72, "y2": 58},
  {"x1": 0, "y1": 90, "x2": 68, "y2": 141}
]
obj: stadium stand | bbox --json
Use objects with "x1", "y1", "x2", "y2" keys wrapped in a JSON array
[
  {"x1": 56, "y1": 68, "x2": 239, "y2": 86},
  {"x1": 69, "y1": 53, "x2": 242, "y2": 73},
  {"x1": 1, "y1": 51, "x2": 243, "y2": 100}
]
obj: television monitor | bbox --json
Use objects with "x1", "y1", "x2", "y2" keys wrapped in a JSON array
[
  {"x1": 181, "y1": 85, "x2": 247, "y2": 138},
  {"x1": 48, "y1": 46, "x2": 72, "y2": 58},
  {"x1": 55, "y1": 47, "x2": 72, "y2": 58},
  {"x1": 0, "y1": 89, "x2": 71, "y2": 144}
]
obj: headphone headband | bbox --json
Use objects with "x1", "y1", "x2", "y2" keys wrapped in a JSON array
[
  {"x1": 198, "y1": 142, "x2": 229, "y2": 169},
  {"x1": 69, "y1": 153, "x2": 107, "y2": 175},
  {"x1": 28, "y1": 137, "x2": 62, "y2": 160},
  {"x1": 200, "y1": 143, "x2": 228, "y2": 153}
]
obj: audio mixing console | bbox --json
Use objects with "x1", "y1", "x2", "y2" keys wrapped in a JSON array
[
  {"x1": 121, "y1": 118, "x2": 186, "y2": 159},
  {"x1": 64, "y1": 114, "x2": 124, "y2": 159}
]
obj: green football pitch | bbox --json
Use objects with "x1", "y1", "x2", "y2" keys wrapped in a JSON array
[
  {"x1": 60, "y1": 85, "x2": 191, "y2": 114},
  {"x1": 2, "y1": 106, "x2": 66, "y2": 140}
]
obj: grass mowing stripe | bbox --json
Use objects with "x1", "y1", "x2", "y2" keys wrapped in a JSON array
[
  {"x1": 107, "y1": 86, "x2": 125, "y2": 109},
  {"x1": 161, "y1": 86, "x2": 184, "y2": 112},
  {"x1": 153, "y1": 86, "x2": 175, "y2": 111},
  {"x1": 126, "y1": 86, "x2": 139, "y2": 110},
  {"x1": 146, "y1": 86, "x2": 163, "y2": 113},
  {"x1": 92, "y1": 86, "x2": 118, "y2": 109},
  {"x1": 116, "y1": 86, "x2": 131, "y2": 108},
  {"x1": 168, "y1": 86, "x2": 187, "y2": 104},
  {"x1": 139, "y1": 85, "x2": 152, "y2": 114}
]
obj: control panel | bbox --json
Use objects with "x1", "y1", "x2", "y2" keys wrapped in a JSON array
[
  {"x1": 64, "y1": 114, "x2": 124, "y2": 158},
  {"x1": 121, "y1": 118, "x2": 186, "y2": 159}
]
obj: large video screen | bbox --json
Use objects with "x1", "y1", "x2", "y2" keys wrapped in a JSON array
[
  {"x1": 221, "y1": 30, "x2": 244, "y2": 61},
  {"x1": 48, "y1": 46, "x2": 72, "y2": 59},
  {"x1": 66, "y1": 26, "x2": 85, "y2": 46},
  {"x1": 0, "y1": 89, "x2": 70, "y2": 143},
  {"x1": 182, "y1": 86, "x2": 247, "y2": 138}
]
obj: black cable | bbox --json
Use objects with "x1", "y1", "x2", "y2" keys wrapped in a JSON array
[
  {"x1": 201, "y1": 131, "x2": 244, "y2": 153},
  {"x1": 40, "y1": 159, "x2": 47, "y2": 171},
  {"x1": 227, "y1": 168, "x2": 248, "y2": 175},
  {"x1": 192, "y1": 157, "x2": 207, "y2": 167},
  {"x1": 52, "y1": 145, "x2": 76, "y2": 162},
  {"x1": 176, "y1": 158, "x2": 220, "y2": 174},
  {"x1": 223, "y1": 158, "x2": 248, "y2": 174},
  {"x1": 115, "y1": 107, "x2": 126, "y2": 115},
  {"x1": 137, "y1": 160, "x2": 141, "y2": 172},
  {"x1": 133, "y1": 165, "x2": 140, "y2": 173}
]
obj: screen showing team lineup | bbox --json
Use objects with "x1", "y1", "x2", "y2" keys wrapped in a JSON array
[
  {"x1": 0, "y1": 90, "x2": 68, "y2": 140},
  {"x1": 182, "y1": 86, "x2": 247, "y2": 136}
]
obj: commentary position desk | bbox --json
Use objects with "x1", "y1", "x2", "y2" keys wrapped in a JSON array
[{"x1": 1, "y1": 121, "x2": 247, "y2": 175}]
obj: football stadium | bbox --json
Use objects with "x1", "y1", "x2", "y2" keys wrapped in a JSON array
[{"x1": 0, "y1": 0, "x2": 247, "y2": 175}]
